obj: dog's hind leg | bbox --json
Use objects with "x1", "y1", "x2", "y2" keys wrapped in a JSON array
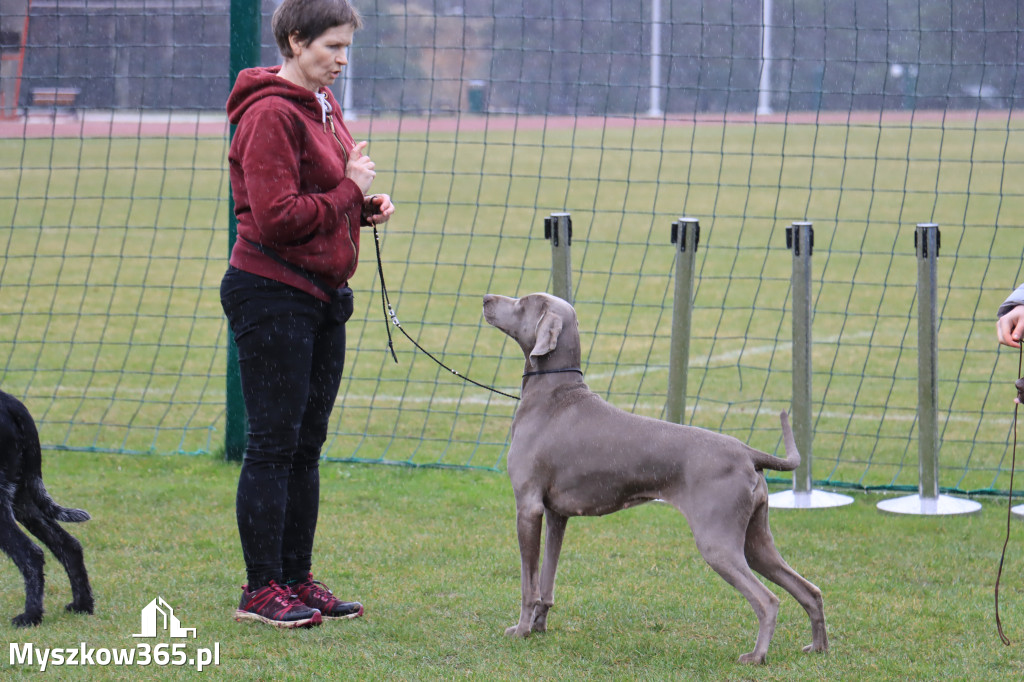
[
  {"x1": 0, "y1": 504, "x2": 46, "y2": 626},
  {"x1": 506, "y1": 497, "x2": 545, "y2": 637},
  {"x1": 688, "y1": 520, "x2": 780, "y2": 665},
  {"x1": 744, "y1": 502, "x2": 827, "y2": 654},
  {"x1": 531, "y1": 509, "x2": 568, "y2": 633},
  {"x1": 15, "y1": 506, "x2": 93, "y2": 616}
]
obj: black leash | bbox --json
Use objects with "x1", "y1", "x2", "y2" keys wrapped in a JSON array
[
  {"x1": 372, "y1": 227, "x2": 399, "y2": 364},
  {"x1": 996, "y1": 344, "x2": 1023, "y2": 646},
  {"x1": 372, "y1": 227, "x2": 521, "y2": 402}
]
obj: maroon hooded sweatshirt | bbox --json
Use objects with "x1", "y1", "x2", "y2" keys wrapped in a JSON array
[{"x1": 226, "y1": 65, "x2": 364, "y2": 302}]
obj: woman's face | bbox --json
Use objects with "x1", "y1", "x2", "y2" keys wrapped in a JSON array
[{"x1": 286, "y1": 23, "x2": 355, "y2": 91}]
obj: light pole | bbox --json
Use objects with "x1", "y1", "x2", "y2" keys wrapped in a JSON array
[
  {"x1": 648, "y1": 0, "x2": 664, "y2": 117},
  {"x1": 757, "y1": 0, "x2": 773, "y2": 115}
]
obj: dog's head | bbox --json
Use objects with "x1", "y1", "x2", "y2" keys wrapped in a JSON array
[{"x1": 483, "y1": 293, "x2": 580, "y2": 370}]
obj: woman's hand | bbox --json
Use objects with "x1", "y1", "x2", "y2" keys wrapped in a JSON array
[
  {"x1": 347, "y1": 140, "x2": 376, "y2": 194},
  {"x1": 363, "y1": 194, "x2": 395, "y2": 225},
  {"x1": 997, "y1": 305, "x2": 1024, "y2": 348}
]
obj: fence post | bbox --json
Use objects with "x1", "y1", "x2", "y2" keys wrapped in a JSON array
[
  {"x1": 224, "y1": 0, "x2": 260, "y2": 462},
  {"x1": 876, "y1": 224, "x2": 980, "y2": 515},
  {"x1": 769, "y1": 222, "x2": 852, "y2": 509},
  {"x1": 545, "y1": 212, "x2": 573, "y2": 304},
  {"x1": 666, "y1": 218, "x2": 699, "y2": 425}
]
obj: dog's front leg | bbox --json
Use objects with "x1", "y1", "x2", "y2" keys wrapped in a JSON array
[
  {"x1": 531, "y1": 509, "x2": 567, "y2": 633},
  {"x1": 505, "y1": 504, "x2": 544, "y2": 637}
]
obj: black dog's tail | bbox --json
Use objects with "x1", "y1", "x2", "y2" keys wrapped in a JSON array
[
  {"x1": 27, "y1": 478, "x2": 91, "y2": 522},
  {"x1": 6, "y1": 393, "x2": 91, "y2": 523}
]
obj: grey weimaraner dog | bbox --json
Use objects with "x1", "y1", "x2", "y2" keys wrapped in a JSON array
[{"x1": 483, "y1": 292, "x2": 828, "y2": 664}]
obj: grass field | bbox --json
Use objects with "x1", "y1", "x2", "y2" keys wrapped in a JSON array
[
  {"x1": 0, "y1": 452, "x2": 1023, "y2": 680},
  {"x1": 2, "y1": 113, "x2": 1024, "y2": 495}
]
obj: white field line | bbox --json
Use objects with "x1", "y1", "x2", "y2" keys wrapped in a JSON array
[
  {"x1": 39, "y1": 384, "x2": 1011, "y2": 427},
  {"x1": 40, "y1": 331, "x2": 858, "y2": 401},
  {"x1": 36, "y1": 329, "x2": 1010, "y2": 427},
  {"x1": 586, "y1": 330, "x2": 872, "y2": 382}
]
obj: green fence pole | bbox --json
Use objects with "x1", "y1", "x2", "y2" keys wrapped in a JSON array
[{"x1": 225, "y1": 0, "x2": 261, "y2": 462}]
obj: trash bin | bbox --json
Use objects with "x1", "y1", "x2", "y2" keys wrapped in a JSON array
[{"x1": 467, "y1": 80, "x2": 486, "y2": 113}]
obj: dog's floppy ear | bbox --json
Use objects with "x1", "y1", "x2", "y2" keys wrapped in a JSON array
[{"x1": 529, "y1": 309, "x2": 563, "y2": 360}]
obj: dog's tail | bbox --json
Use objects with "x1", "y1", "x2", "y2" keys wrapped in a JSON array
[
  {"x1": 7, "y1": 394, "x2": 91, "y2": 523},
  {"x1": 752, "y1": 411, "x2": 801, "y2": 472},
  {"x1": 28, "y1": 478, "x2": 91, "y2": 522}
]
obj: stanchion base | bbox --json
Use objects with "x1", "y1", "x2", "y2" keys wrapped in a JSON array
[
  {"x1": 768, "y1": 489, "x2": 855, "y2": 509},
  {"x1": 1011, "y1": 504, "x2": 1024, "y2": 520},
  {"x1": 876, "y1": 494, "x2": 981, "y2": 516}
]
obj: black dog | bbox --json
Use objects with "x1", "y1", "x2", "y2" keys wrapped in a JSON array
[{"x1": 0, "y1": 390, "x2": 93, "y2": 626}]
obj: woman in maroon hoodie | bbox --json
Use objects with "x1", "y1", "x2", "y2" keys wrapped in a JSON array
[{"x1": 221, "y1": 0, "x2": 393, "y2": 628}]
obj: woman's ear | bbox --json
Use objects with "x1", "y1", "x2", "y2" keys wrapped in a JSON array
[{"x1": 288, "y1": 31, "x2": 306, "y2": 56}]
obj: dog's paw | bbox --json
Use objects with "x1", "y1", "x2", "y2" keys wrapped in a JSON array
[
  {"x1": 66, "y1": 599, "x2": 94, "y2": 615},
  {"x1": 802, "y1": 641, "x2": 828, "y2": 654},
  {"x1": 530, "y1": 606, "x2": 549, "y2": 632},
  {"x1": 738, "y1": 651, "x2": 767, "y2": 665},
  {"x1": 12, "y1": 612, "x2": 43, "y2": 627},
  {"x1": 504, "y1": 625, "x2": 530, "y2": 637}
]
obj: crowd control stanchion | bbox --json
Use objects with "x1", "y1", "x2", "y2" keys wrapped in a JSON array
[
  {"x1": 877, "y1": 224, "x2": 981, "y2": 515},
  {"x1": 666, "y1": 218, "x2": 699, "y2": 425},
  {"x1": 544, "y1": 209, "x2": 577, "y2": 303},
  {"x1": 1012, "y1": 359, "x2": 1024, "y2": 519},
  {"x1": 544, "y1": 212, "x2": 573, "y2": 305},
  {"x1": 769, "y1": 222, "x2": 853, "y2": 509}
]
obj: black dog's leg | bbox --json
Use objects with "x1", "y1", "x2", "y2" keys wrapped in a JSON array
[
  {"x1": 0, "y1": 504, "x2": 45, "y2": 627},
  {"x1": 16, "y1": 506, "x2": 93, "y2": 616}
]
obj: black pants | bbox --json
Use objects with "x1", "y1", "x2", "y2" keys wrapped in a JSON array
[{"x1": 220, "y1": 267, "x2": 353, "y2": 588}]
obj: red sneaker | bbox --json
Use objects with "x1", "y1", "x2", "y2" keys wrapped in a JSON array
[
  {"x1": 292, "y1": 573, "x2": 363, "y2": 620},
  {"x1": 235, "y1": 581, "x2": 323, "y2": 628}
]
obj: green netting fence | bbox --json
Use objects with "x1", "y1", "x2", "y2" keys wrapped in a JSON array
[{"x1": 2, "y1": 0, "x2": 1023, "y2": 497}]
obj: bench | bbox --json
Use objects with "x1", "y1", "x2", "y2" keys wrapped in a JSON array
[{"x1": 30, "y1": 87, "x2": 81, "y2": 117}]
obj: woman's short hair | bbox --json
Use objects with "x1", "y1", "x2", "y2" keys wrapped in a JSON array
[{"x1": 272, "y1": 0, "x2": 363, "y2": 58}]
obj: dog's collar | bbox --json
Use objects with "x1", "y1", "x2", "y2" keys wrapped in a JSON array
[{"x1": 522, "y1": 367, "x2": 583, "y2": 378}]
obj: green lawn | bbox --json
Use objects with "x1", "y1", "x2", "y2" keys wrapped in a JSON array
[
  {"x1": 2, "y1": 115, "x2": 1024, "y2": 493},
  {"x1": 1, "y1": 452, "x2": 1022, "y2": 680}
]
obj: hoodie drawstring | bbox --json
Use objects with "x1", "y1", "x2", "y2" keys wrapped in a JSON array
[{"x1": 315, "y1": 91, "x2": 332, "y2": 132}]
